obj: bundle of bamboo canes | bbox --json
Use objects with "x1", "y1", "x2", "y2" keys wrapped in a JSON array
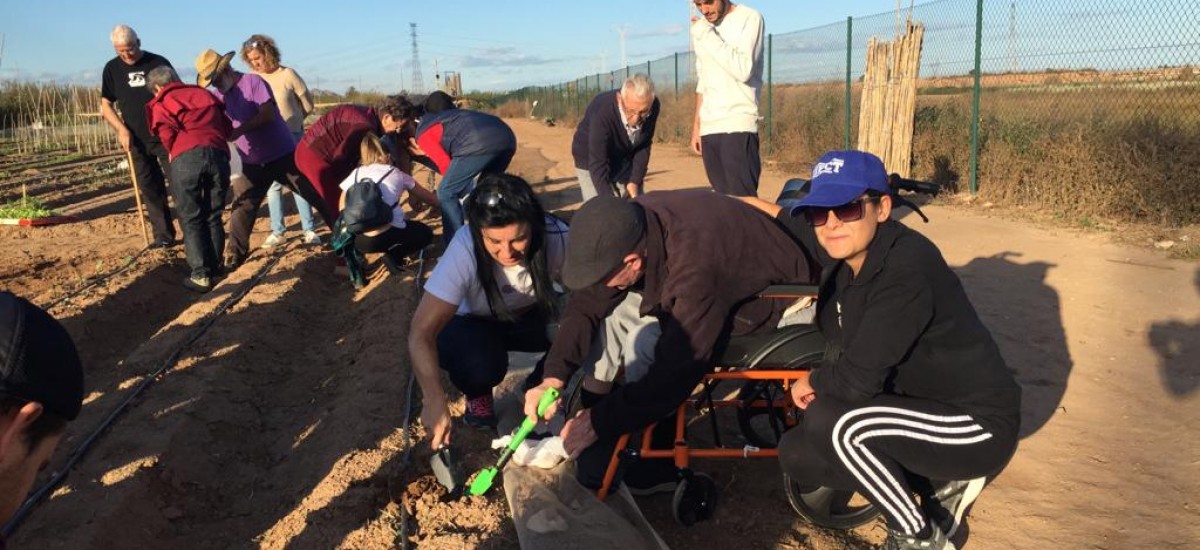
[{"x1": 857, "y1": 20, "x2": 924, "y2": 178}]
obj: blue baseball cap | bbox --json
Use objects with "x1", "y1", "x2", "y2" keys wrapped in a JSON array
[{"x1": 789, "y1": 150, "x2": 889, "y2": 213}]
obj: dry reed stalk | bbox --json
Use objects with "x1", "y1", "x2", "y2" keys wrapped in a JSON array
[{"x1": 857, "y1": 19, "x2": 924, "y2": 178}]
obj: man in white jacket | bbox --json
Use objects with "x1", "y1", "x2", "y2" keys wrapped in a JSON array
[{"x1": 690, "y1": 0, "x2": 765, "y2": 197}]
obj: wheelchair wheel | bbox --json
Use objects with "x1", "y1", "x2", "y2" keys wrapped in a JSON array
[
  {"x1": 672, "y1": 472, "x2": 719, "y2": 526},
  {"x1": 783, "y1": 473, "x2": 880, "y2": 530},
  {"x1": 734, "y1": 334, "x2": 825, "y2": 449},
  {"x1": 735, "y1": 379, "x2": 795, "y2": 448}
]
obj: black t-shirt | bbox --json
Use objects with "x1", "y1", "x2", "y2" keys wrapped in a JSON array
[{"x1": 101, "y1": 51, "x2": 173, "y2": 142}]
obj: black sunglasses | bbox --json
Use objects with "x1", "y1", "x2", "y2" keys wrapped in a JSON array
[
  {"x1": 243, "y1": 39, "x2": 265, "y2": 50},
  {"x1": 804, "y1": 197, "x2": 879, "y2": 227}
]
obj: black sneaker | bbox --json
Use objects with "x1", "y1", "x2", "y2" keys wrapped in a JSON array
[
  {"x1": 878, "y1": 527, "x2": 955, "y2": 550},
  {"x1": 150, "y1": 238, "x2": 176, "y2": 249},
  {"x1": 624, "y1": 459, "x2": 679, "y2": 496},
  {"x1": 926, "y1": 477, "x2": 987, "y2": 539},
  {"x1": 381, "y1": 255, "x2": 405, "y2": 276},
  {"x1": 182, "y1": 275, "x2": 212, "y2": 293}
]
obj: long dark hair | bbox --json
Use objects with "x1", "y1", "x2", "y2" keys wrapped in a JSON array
[{"x1": 464, "y1": 173, "x2": 558, "y2": 321}]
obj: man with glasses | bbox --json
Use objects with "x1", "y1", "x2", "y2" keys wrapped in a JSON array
[
  {"x1": 740, "y1": 150, "x2": 1021, "y2": 550},
  {"x1": 523, "y1": 190, "x2": 814, "y2": 497},
  {"x1": 100, "y1": 24, "x2": 177, "y2": 247},
  {"x1": 571, "y1": 74, "x2": 661, "y2": 202},
  {"x1": 0, "y1": 292, "x2": 84, "y2": 538},
  {"x1": 689, "y1": 0, "x2": 765, "y2": 197}
]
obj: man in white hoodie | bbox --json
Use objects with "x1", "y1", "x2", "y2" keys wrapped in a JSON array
[{"x1": 690, "y1": 0, "x2": 765, "y2": 197}]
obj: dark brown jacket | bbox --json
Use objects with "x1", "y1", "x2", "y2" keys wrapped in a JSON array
[{"x1": 544, "y1": 190, "x2": 815, "y2": 438}]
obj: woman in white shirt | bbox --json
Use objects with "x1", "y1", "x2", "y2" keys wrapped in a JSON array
[
  {"x1": 408, "y1": 173, "x2": 569, "y2": 446},
  {"x1": 337, "y1": 134, "x2": 439, "y2": 267}
]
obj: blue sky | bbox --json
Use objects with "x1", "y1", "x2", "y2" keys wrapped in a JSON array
[{"x1": 0, "y1": 0, "x2": 910, "y2": 93}]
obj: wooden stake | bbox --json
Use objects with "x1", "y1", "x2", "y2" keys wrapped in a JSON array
[{"x1": 125, "y1": 149, "x2": 151, "y2": 247}]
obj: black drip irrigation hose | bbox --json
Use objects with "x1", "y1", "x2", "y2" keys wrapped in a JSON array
[
  {"x1": 1, "y1": 243, "x2": 296, "y2": 538},
  {"x1": 39, "y1": 245, "x2": 152, "y2": 312},
  {"x1": 397, "y1": 249, "x2": 427, "y2": 550}
]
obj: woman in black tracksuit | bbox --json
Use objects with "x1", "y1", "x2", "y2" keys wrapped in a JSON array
[{"x1": 746, "y1": 150, "x2": 1021, "y2": 550}]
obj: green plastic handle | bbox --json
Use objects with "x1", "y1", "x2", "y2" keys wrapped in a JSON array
[{"x1": 508, "y1": 386, "x2": 559, "y2": 452}]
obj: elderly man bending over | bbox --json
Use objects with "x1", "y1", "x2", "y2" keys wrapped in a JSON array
[
  {"x1": 146, "y1": 66, "x2": 232, "y2": 292},
  {"x1": 571, "y1": 74, "x2": 660, "y2": 202}
]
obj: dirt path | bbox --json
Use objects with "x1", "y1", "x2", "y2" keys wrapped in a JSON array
[{"x1": 4, "y1": 118, "x2": 1198, "y2": 549}]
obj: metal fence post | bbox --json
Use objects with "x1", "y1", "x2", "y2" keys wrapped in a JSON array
[
  {"x1": 969, "y1": 0, "x2": 983, "y2": 195},
  {"x1": 767, "y1": 33, "x2": 773, "y2": 155},
  {"x1": 674, "y1": 52, "x2": 679, "y2": 95},
  {"x1": 845, "y1": 16, "x2": 853, "y2": 149}
]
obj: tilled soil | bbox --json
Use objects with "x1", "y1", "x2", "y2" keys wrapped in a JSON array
[{"x1": 3, "y1": 119, "x2": 1198, "y2": 549}]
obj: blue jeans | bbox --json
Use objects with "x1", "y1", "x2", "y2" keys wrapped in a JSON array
[
  {"x1": 266, "y1": 181, "x2": 316, "y2": 234},
  {"x1": 169, "y1": 147, "x2": 229, "y2": 278},
  {"x1": 437, "y1": 149, "x2": 515, "y2": 243},
  {"x1": 266, "y1": 132, "x2": 315, "y2": 234}
]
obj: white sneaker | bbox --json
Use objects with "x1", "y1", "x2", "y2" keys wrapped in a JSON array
[
  {"x1": 261, "y1": 233, "x2": 286, "y2": 249},
  {"x1": 302, "y1": 230, "x2": 322, "y2": 245}
]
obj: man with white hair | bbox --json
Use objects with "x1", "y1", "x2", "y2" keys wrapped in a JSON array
[
  {"x1": 100, "y1": 24, "x2": 178, "y2": 247},
  {"x1": 570, "y1": 73, "x2": 660, "y2": 202}
]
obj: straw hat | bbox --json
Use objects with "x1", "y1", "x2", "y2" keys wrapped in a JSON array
[{"x1": 194, "y1": 49, "x2": 234, "y2": 87}]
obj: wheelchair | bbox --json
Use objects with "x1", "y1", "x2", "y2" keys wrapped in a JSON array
[{"x1": 579, "y1": 175, "x2": 941, "y2": 529}]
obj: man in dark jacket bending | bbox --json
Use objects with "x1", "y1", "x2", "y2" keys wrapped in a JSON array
[
  {"x1": 524, "y1": 190, "x2": 814, "y2": 494},
  {"x1": 571, "y1": 74, "x2": 660, "y2": 202}
]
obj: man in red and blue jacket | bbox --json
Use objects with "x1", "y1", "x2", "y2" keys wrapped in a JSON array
[
  {"x1": 145, "y1": 66, "x2": 232, "y2": 292},
  {"x1": 412, "y1": 102, "x2": 516, "y2": 242}
]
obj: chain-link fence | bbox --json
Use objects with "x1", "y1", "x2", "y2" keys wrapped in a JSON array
[{"x1": 497, "y1": 0, "x2": 1200, "y2": 225}]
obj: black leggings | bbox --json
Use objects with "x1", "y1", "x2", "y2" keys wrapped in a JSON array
[
  {"x1": 436, "y1": 308, "x2": 551, "y2": 398},
  {"x1": 778, "y1": 394, "x2": 1018, "y2": 536},
  {"x1": 354, "y1": 221, "x2": 433, "y2": 263}
]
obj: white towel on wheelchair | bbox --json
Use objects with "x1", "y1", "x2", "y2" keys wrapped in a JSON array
[
  {"x1": 777, "y1": 296, "x2": 816, "y2": 328},
  {"x1": 491, "y1": 435, "x2": 571, "y2": 469}
]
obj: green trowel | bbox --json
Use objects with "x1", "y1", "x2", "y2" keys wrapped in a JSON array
[{"x1": 467, "y1": 386, "x2": 559, "y2": 496}]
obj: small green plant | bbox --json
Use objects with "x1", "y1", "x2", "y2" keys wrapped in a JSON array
[{"x1": 0, "y1": 196, "x2": 56, "y2": 220}]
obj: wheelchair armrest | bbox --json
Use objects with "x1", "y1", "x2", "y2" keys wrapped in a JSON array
[{"x1": 759, "y1": 284, "x2": 819, "y2": 299}]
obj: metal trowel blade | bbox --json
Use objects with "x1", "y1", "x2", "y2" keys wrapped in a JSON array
[{"x1": 430, "y1": 445, "x2": 463, "y2": 496}]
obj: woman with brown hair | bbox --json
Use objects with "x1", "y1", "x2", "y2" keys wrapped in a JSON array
[
  {"x1": 294, "y1": 95, "x2": 416, "y2": 221},
  {"x1": 240, "y1": 34, "x2": 321, "y2": 246}
]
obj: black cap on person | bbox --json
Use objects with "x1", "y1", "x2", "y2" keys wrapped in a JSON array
[
  {"x1": 562, "y1": 195, "x2": 646, "y2": 291},
  {"x1": 0, "y1": 292, "x2": 84, "y2": 420}
]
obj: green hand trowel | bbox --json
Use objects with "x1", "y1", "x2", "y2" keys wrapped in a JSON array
[{"x1": 467, "y1": 386, "x2": 559, "y2": 496}]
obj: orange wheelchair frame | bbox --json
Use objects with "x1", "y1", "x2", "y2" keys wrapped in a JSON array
[{"x1": 586, "y1": 285, "x2": 880, "y2": 529}]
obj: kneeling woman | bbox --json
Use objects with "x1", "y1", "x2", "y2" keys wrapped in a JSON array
[
  {"x1": 745, "y1": 151, "x2": 1021, "y2": 550},
  {"x1": 338, "y1": 134, "x2": 439, "y2": 267},
  {"x1": 408, "y1": 174, "x2": 568, "y2": 449}
]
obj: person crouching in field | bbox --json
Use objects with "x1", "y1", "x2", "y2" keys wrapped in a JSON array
[
  {"x1": 336, "y1": 134, "x2": 440, "y2": 273},
  {"x1": 409, "y1": 174, "x2": 568, "y2": 443},
  {"x1": 294, "y1": 97, "x2": 418, "y2": 226},
  {"x1": 0, "y1": 292, "x2": 84, "y2": 538},
  {"x1": 146, "y1": 66, "x2": 232, "y2": 293},
  {"x1": 741, "y1": 150, "x2": 1021, "y2": 550}
]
